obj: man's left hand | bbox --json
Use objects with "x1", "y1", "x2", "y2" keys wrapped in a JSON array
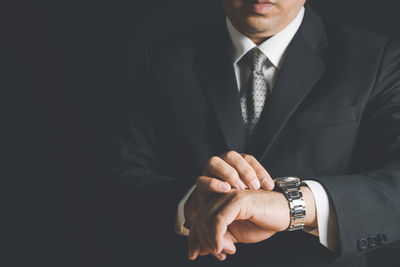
[
  {"x1": 188, "y1": 186, "x2": 317, "y2": 261},
  {"x1": 188, "y1": 189, "x2": 290, "y2": 260}
]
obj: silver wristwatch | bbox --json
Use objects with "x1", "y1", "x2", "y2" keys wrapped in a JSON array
[{"x1": 274, "y1": 177, "x2": 306, "y2": 231}]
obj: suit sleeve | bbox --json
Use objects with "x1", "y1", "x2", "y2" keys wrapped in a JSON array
[
  {"x1": 102, "y1": 47, "x2": 193, "y2": 243},
  {"x1": 314, "y1": 41, "x2": 400, "y2": 261}
]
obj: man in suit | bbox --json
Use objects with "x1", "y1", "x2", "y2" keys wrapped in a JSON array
[{"x1": 109, "y1": 0, "x2": 400, "y2": 266}]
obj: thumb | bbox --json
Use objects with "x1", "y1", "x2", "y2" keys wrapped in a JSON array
[{"x1": 196, "y1": 176, "x2": 231, "y2": 194}]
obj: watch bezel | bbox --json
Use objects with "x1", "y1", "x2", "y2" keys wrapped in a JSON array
[{"x1": 273, "y1": 176, "x2": 300, "y2": 186}]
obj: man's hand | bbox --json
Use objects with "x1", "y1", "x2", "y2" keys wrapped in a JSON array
[
  {"x1": 203, "y1": 151, "x2": 275, "y2": 190},
  {"x1": 184, "y1": 151, "x2": 274, "y2": 226},
  {"x1": 188, "y1": 189, "x2": 289, "y2": 260},
  {"x1": 188, "y1": 187, "x2": 317, "y2": 261}
]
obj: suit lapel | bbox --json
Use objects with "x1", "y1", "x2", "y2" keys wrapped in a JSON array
[
  {"x1": 194, "y1": 21, "x2": 247, "y2": 153},
  {"x1": 193, "y1": 6, "x2": 329, "y2": 157},
  {"x1": 257, "y1": 6, "x2": 329, "y2": 162}
]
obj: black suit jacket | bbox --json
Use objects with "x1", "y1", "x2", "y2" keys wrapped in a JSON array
[{"x1": 107, "y1": 5, "x2": 400, "y2": 267}]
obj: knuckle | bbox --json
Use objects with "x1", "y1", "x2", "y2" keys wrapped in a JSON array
[
  {"x1": 208, "y1": 156, "x2": 219, "y2": 166},
  {"x1": 247, "y1": 154, "x2": 256, "y2": 161},
  {"x1": 226, "y1": 169, "x2": 239, "y2": 182},
  {"x1": 245, "y1": 155, "x2": 258, "y2": 166},
  {"x1": 214, "y1": 214, "x2": 224, "y2": 225},
  {"x1": 242, "y1": 168, "x2": 255, "y2": 180},
  {"x1": 225, "y1": 150, "x2": 238, "y2": 161},
  {"x1": 214, "y1": 235, "x2": 220, "y2": 246},
  {"x1": 195, "y1": 176, "x2": 203, "y2": 186},
  {"x1": 209, "y1": 178, "x2": 219, "y2": 189},
  {"x1": 227, "y1": 150, "x2": 236, "y2": 156},
  {"x1": 242, "y1": 154, "x2": 252, "y2": 161},
  {"x1": 254, "y1": 165, "x2": 265, "y2": 174}
]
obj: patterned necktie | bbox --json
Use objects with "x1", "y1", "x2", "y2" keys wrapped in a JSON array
[{"x1": 240, "y1": 48, "x2": 271, "y2": 137}]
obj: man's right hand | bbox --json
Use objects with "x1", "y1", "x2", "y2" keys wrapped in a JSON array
[{"x1": 184, "y1": 151, "x2": 275, "y2": 227}]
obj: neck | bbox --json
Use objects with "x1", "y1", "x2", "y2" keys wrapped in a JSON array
[{"x1": 250, "y1": 36, "x2": 271, "y2": 46}]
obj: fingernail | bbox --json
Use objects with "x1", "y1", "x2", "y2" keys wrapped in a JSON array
[
  {"x1": 249, "y1": 180, "x2": 260, "y2": 190},
  {"x1": 239, "y1": 181, "x2": 247, "y2": 189},
  {"x1": 261, "y1": 178, "x2": 273, "y2": 189},
  {"x1": 225, "y1": 247, "x2": 234, "y2": 254},
  {"x1": 236, "y1": 182, "x2": 246, "y2": 189},
  {"x1": 235, "y1": 183, "x2": 244, "y2": 190},
  {"x1": 220, "y1": 183, "x2": 230, "y2": 192}
]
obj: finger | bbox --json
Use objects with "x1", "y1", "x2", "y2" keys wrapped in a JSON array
[
  {"x1": 194, "y1": 192, "x2": 240, "y2": 255},
  {"x1": 188, "y1": 229, "x2": 200, "y2": 260},
  {"x1": 213, "y1": 215, "x2": 229, "y2": 254},
  {"x1": 197, "y1": 221, "x2": 217, "y2": 255},
  {"x1": 221, "y1": 233, "x2": 236, "y2": 255},
  {"x1": 198, "y1": 247, "x2": 211, "y2": 256},
  {"x1": 221, "y1": 151, "x2": 260, "y2": 190},
  {"x1": 196, "y1": 176, "x2": 231, "y2": 194},
  {"x1": 214, "y1": 202, "x2": 244, "y2": 253},
  {"x1": 204, "y1": 156, "x2": 246, "y2": 189},
  {"x1": 241, "y1": 154, "x2": 274, "y2": 190},
  {"x1": 224, "y1": 230, "x2": 238, "y2": 245},
  {"x1": 211, "y1": 252, "x2": 227, "y2": 261},
  {"x1": 210, "y1": 231, "x2": 236, "y2": 256}
]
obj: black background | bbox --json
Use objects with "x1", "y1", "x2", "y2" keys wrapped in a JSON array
[{"x1": 5, "y1": 0, "x2": 400, "y2": 266}]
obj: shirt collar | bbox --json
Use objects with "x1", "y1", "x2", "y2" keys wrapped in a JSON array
[{"x1": 226, "y1": 6, "x2": 305, "y2": 69}]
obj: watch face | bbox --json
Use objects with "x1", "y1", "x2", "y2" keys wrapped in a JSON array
[{"x1": 274, "y1": 176, "x2": 300, "y2": 186}]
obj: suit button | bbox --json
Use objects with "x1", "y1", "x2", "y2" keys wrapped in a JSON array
[
  {"x1": 368, "y1": 235, "x2": 377, "y2": 248},
  {"x1": 358, "y1": 238, "x2": 368, "y2": 250},
  {"x1": 377, "y1": 234, "x2": 387, "y2": 246}
]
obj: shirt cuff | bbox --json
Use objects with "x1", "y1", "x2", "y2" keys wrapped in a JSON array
[
  {"x1": 303, "y1": 180, "x2": 338, "y2": 251},
  {"x1": 175, "y1": 185, "x2": 196, "y2": 236}
]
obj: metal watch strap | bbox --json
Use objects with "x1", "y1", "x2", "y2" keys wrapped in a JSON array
[{"x1": 274, "y1": 177, "x2": 306, "y2": 231}]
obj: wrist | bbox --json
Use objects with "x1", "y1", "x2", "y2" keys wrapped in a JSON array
[
  {"x1": 275, "y1": 191, "x2": 291, "y2": 231},
  {"x1": 301, "y1": 186, "x2": 317, "y2": 228}
]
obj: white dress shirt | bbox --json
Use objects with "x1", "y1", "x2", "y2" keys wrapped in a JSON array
[{"x1": 175, "y1": 6, "x2": 338, "y2": 252}]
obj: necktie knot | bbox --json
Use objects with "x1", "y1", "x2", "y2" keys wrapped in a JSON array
[{"x1": 251, "y1": 48, "x2": 268, "y2": 74}]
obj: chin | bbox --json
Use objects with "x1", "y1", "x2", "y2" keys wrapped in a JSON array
[{"x1": 242, "y1": 16, "x2": 274, "y2": 34}]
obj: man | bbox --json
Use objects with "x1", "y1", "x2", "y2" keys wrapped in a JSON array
[{"x1": 110, "y1": 0, "x2": 400, "y2": 266}]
